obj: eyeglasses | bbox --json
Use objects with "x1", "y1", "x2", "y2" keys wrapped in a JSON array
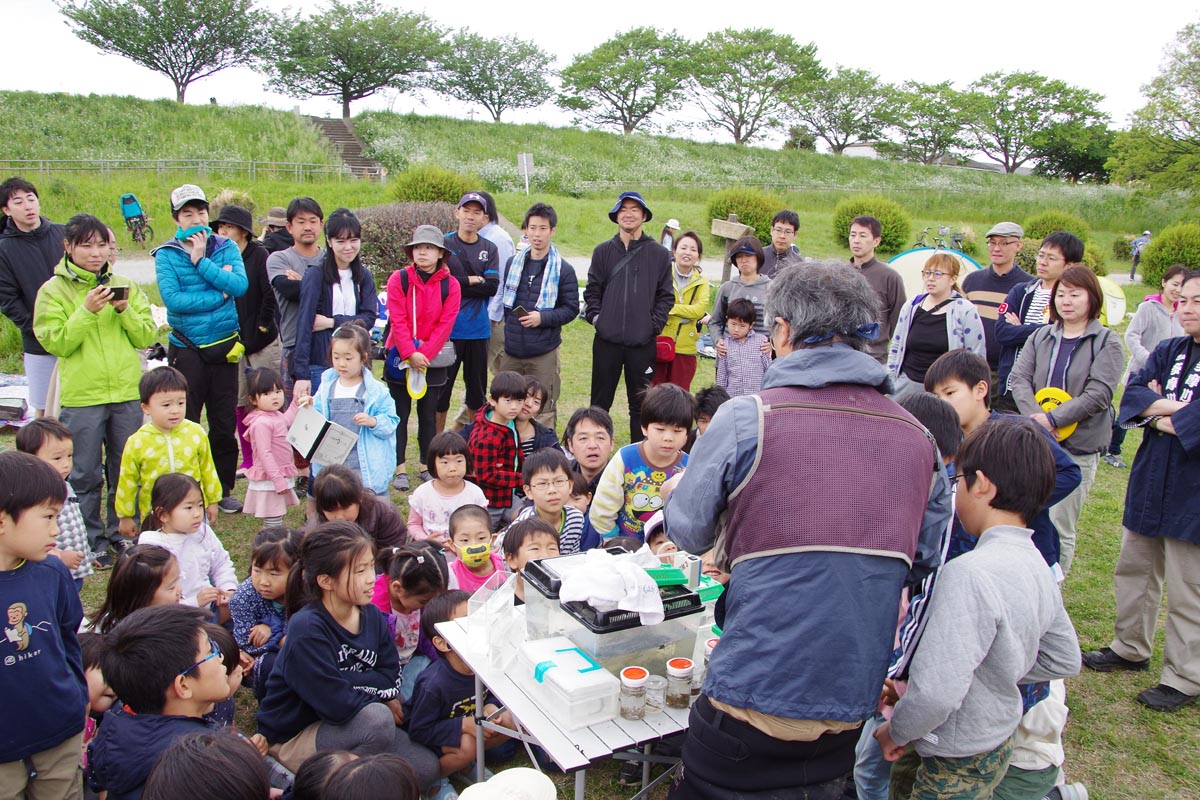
[
  {"x1": 920, "y1": 270, "x2": 951, "y2": 279},
  {"x1": 1036, "y1": 251, "x2": 1063, "y2": 263},
  {"x1": 771, "y1": 226, "x2": 795, "y2": 235},
  {"x1": 179, "y1": 637, "x2": 222, "y2": 677},
  {"x1": 530, "y1": 478, "x2": 571, "y2": 491},
  {"x1": 987, "y1": 238, "x2": 1019, "y2": 247}
]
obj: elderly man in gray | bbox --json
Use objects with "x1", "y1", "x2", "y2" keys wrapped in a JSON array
[{"x1": 665, "y1": 262, "x2": 950, "y2": 799}]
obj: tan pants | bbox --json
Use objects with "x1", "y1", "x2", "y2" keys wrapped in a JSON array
[
  {"x1": 488, "y1": 320, "x2": 506, "y2": 377},
  {"x1": 1110, "y1": 528, "x2": 1200, "y2": 695},
  {"x1": 0, "y1": 731, "x2": 83, "y2": 800},
  {"x1": 497, "y1": 348, "x2": 562, "y2": 430},
  {"x1": 1048, "y1": 451, "x2": 1098, "y2": 575}
]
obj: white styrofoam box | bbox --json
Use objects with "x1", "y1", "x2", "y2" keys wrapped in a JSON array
[{"x1": 514, "y1": 636, "x2": 619, "y2": 731}]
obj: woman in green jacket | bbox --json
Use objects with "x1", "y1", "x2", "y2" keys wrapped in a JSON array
[
  {"x1": 33, "y1": 213, "x2": 157, "y2": 564},
  {"x1": 653, "y1": 231, "x2": 711, "y2": 391}
]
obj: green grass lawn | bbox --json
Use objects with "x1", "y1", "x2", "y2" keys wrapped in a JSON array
[{"x1": 0, "y1": 301, "x2": 1170, "y2": 798}]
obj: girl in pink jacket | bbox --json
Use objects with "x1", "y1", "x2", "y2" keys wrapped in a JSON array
[{"x1": 241, "y1": 367, "x2": 301, "y2": 524}]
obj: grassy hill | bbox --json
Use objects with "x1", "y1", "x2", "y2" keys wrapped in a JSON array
[
  {"x1": 0, "y1": 91, "x2": 336, "y2": 163},
  {"x1": 354, "y1": 111, "x2": 1185, "y2": 233}
]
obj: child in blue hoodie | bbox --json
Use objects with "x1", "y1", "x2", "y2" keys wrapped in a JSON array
[
  {"x1": 86, "y1": 604, "x2": 240, "y2": 800},
  {"x1": 0, "y1": 452, "x2": 85, "y2": 800}
]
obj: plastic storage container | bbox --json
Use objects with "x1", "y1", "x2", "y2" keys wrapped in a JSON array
[
  {"x1": 513, "y1": 636, "x2": 619, "y2": 731},
  {"x1": 523, "y1": 553, "x2": 597, "y2": 640},
  {"x1": 561, "y1": 584, "x2": 703, "y2": 676}
]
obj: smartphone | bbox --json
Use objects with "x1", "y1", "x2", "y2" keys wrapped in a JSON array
[
  {"x1": 513, "y1": 305, "x2": 529, "y2": 317},
  {"x1": 108, "y1": 285, "x2": 129, "y2": 301}
]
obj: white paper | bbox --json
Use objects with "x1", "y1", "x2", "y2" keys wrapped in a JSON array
[{"x1": 287, "y1": 404, "x2": 359, "y2": 465}]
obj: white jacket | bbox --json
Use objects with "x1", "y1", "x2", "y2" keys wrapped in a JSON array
[{"x1": 140, "y1": 523, "x2": 238, "y2": 607}]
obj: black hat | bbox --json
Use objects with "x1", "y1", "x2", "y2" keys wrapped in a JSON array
[{"x1": 213, "y1": 205, "x2": 255, "y2": 237}]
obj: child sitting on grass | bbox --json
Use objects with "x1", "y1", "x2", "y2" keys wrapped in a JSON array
[
  {"x1": 446, "y1": 505, "x2": 505, "y2": 593},
  {"x1": 307, "y1": 464, "x2": 408, "y2": 551},
  {"x1": 467, "y1": 371, "x2": 528, "y2": 530},
  {"x1": 405, "y1": 591, "x2": 515, "y2": 794},
  {"x1": 874, "y1": 421, "x2": 1081, "y2": 797},
  {"x1": 503, "y1": 449, "x2": 586, "y2": 555},
  {"x1": 590, "y1": 383, "x2": 692, "y2": 542},
  {"x1": 15, "y1": 417, "x2": 92, "y2": 589},
  {"x1": 501, "y1": 518, "x2": 561, "y2": 603},
  {"x1": 371, "y1": 541, "x2": 450, "y2": 700},
  {"x1": 229, "y1": 527, "x2": 300, "y2": 699}
]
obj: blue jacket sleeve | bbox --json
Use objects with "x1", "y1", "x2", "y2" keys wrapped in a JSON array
[
  {"x1": 994, "y1": 284, "x2": 1040, "y2": 346},
  {"x1": 1042, "y1": 429, "x2": 1082, "y2": 506},
  {"x1": 156, "y1": 248, "x2": 228, "y2": 314},
  {"x1": 197, "y1": 238, "x2": 249, "y2": 297},
  {"x1": 292, "y1": 269, "x2": 323, "y2": 378},
  {"x1": 910, "y1": 468, "x2": 952, "y2": 584}
]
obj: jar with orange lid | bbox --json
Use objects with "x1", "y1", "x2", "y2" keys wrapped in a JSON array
[{"x1": 619, "y1": 666, "x2": 649, "y2": 720}]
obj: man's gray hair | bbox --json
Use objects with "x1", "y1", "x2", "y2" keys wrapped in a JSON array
[{"x1": 765, "y1": 262, "x2": 881, "y2": 351}]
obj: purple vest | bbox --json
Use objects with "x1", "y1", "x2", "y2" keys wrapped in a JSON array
[{"x1": 721, "y1": 384, "x2": 938, "y2": 567}]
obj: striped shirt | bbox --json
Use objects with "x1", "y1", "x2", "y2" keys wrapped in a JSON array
[{"x1": 504, "y1": 504, "x2": 587, "y2": 555}]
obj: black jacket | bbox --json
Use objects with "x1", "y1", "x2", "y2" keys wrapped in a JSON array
[
  {"x1": 502, "y1": 253, "x2": 579, "y2": 358},
  {"x1": 262, "y1": 228, "x2": 294, "y2": 254},
  {"x1": 236, "y1": 239, "x2": 280, "y2": 354},
  {"x1": 583, "y1": 233, "x2": 673, "y2": 347},
  {"x1": 0, "y1": 215, "x2": 64, "y2": 354}
]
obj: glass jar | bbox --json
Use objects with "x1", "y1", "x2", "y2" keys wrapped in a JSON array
[
  {"x1": 620, "y1": 666, "x2": 649, "y2": 721},
  {"x1": 645, "y1": 675, "x2": 668, "y2": 711},
  {"x1": 666, "y1": 658, "x2": 694, "y2": 709},
  {"x1": 695, "y1": 637, "x2": 719, "y2": 698}
]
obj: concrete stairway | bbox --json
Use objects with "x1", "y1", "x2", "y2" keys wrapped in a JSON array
[{"x1": 306, "y1": 116, "x2": 382, "y2": 179}]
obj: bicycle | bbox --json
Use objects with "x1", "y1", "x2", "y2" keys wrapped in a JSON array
[{"x1": 120, "y1": 193, "x2": 155, "y2": 248}]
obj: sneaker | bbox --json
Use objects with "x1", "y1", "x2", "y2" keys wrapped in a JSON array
[
  {"x1": 427, "y1": 778, "x2": 458, "y2": 800},
  {"x1": 392, "y1": 473, "x2": 410, "y2": 492},
  {"x1": 217, "y1": 496, "x2": 244, "y2": 514},
  {"x1": 1102, "y1": 454, "x2": 1127, "y2": 468},
  {"x1": 1081, "y1": 647, "x2": 1150, "y2": 672},
  {"x1": 1045, "y1": 783, "x2": 1089, "y2": 800},
  {"x1": 110, "y1": 538, "x2": 133, "y2": 555},
  {"x1": 92, "y1": 552, "x2": 114, "y2": 570},
  {"x1": 617, "y1": 758, "x2": 643, "y2": 787},
  {"x1": 1136, "y1": 683, "x2": 1199, "y2": 712},
  {"x1": 295, "y1": 475, "x2": 309, "y2": 496},
  {"x1": 418, "y1": 470, "x2": 433, "y2": 483}
]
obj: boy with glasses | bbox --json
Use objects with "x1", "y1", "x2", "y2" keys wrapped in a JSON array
[
  {"x1": 993, "y1": 231, "x2": 1081, "y2": 412},
  {"x1": 503, "y1": 449, "x2": 586, "y2": 555}
]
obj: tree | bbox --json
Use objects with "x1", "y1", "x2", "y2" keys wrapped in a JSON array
[
  {"x1": 1108, "y1": 22, "x2": 1200, "y2": 191},
  {"x1": 791, "y1": 67, "x2": 894, "y2": 154},
  {"x1": 963, "y1": 71, "x2": 1106, "y2": 173},
  {"x1": 427, "y1": 31, "x2": 552, "y2": 122},
  {"x1": 265, "y1": 0, "x2": 443, "y2": 118},
  {"x1": 878, "y1": 81, "x2": 970, "y2": 165},
  {"x1": 1031, "y1": 122, "x2": 1114, "y2": 183},
  {"x1": 556, "y1": 27, "x2": 686, "y2": 134},
  {"x1": 783, "y1": 125, "x2": 818, "y2": 151},
  {"x1": 59, "y1": 0, "x2": 267, "y2": 103},
  {"x1": 685, "y1": 28, "x2": 824, "y2": 146}
]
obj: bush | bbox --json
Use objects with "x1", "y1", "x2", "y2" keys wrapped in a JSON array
[
  {"x1": 956, "y1": 224, "x2": 980, "y2": 258},
  {"x1": 705, "y1": 187, "x2": 783, "y2": 248},
  {"x1": 1112, "y1": 234, "x2": 1135, "y2": 262},
  {"x1": 830, "y1": 195, "x2": 912, "y2": 254},
  {"x1": 1140, "y1": 223, "x2": 1200, "y2": 286},
  {"x1": 1082, "y1": 243, "x2": 1108, "y2": 276},
  {"x1": 356, "y1": 202, "x2": 457, "y2": 280},
  {"x1": 209, "y1": 188, "x2": 256, "y2": 219},
  {"x1": 391, "y1": 165, "x2": 480, "y2": 204},
  {"x1": 1021, "y1": 210, "x2": 1091, "y2": 245}
]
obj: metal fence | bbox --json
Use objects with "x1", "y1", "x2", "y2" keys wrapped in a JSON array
[{"x1": 0, "y1": 159, "x2": 378, "y2": 182}]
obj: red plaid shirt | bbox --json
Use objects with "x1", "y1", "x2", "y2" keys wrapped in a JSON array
[{"x1": 467, "y1": 404, "x2": 523, "y2": 508}]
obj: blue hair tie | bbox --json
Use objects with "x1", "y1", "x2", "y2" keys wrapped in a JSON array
[{"x1": 802, "y1": 322, "x2": 880, "y2": 346}]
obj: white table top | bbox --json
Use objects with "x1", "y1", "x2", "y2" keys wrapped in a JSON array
[{"x1": 437, "y1": 618, "x2": 691, "y2": 772}]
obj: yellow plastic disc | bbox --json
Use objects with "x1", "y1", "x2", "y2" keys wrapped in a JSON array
[{"x1": 1034, "y1": 386, "x2": 1077, "y2": 441}]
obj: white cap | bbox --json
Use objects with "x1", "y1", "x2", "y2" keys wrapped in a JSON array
[
  {"x1": 666, "y1": 218, "x2": 681, "y2": 229},
  {"x1": 458, "y1": 767, "x2": 557, "y2": 800},
  {"x1": 666, "y1": 657, "x2": 694, "y2": 678},
  {"x1": 170, "y1": 184, "x2": 207, "y2": 212}
]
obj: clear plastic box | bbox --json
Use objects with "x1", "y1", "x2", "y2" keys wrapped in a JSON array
[
  {"x1": 513, "y1": 636, "x2": 620, "y2": 730},
  {"x1": 561, "y1": 584, "x2": 703, "y2": 676}
]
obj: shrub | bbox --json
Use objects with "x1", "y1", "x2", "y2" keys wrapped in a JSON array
[
  {"x1": 1140, "y1": 224, "x2": 1200, "y2": 286},
  {"x1": 1021, "y1": 210, "x2": 1091, "y2": 245},
  {"x1": 356, "y1": 202, "x2": 457, "y2": 280},
  {"x1": 1015, "y1": 239, "x2": 1039, "y2": 274},
  {"x1": 830, "y1": 195, "x2": 912, "y2": 254},
  {"x1": 955, "y1": 224, "x2": 980, "y2": 258},
  {"x1": 1082, "y1": 243, "x2": 1108, "y2": 276},
  {"x1": 1112, "y1": 234, "x2": 1135, "y2": 262},
  {"x1": 705, "y1": 187, "x2": 783, "y2": 248},
  {"x1": 391, "y1": 165, "x2": 480, "y2": 204},
  {"x1": 208, "y1": 188, "x2": 256, "y2": 219}
]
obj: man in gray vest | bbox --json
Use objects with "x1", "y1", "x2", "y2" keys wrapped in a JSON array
[{"x1": 664, "y1": 263, "x2": 951, "y2": 799}]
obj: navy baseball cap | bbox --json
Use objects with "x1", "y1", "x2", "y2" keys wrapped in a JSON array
[{"x1": 456, "y1": 192, "x2": 487, "y2": 210}]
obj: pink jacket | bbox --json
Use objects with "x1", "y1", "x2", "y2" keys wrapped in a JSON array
[{"x1": 243, "y1": 403, "x2": 301, "y2": 492}]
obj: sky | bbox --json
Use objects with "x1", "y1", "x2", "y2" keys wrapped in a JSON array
[{"x1": 13, "y1": 0, "x2": 1200, "y2": 148}]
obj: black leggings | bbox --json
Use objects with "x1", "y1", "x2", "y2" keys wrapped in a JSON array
[{"x1": 388, "y1": 368, "x2": 447, "y2": 466}]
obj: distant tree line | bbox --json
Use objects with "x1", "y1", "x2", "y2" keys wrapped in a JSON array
[{"x1": 57, "y1": 1, "x2": 1198, "y2": 186}]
